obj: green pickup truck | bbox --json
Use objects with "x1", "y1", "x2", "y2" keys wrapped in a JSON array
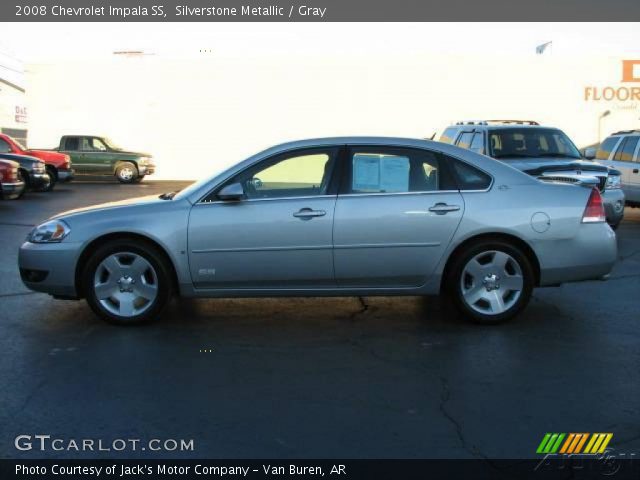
[{"x1": 52, "y1": 135, "x2": 155, "y2": 183}]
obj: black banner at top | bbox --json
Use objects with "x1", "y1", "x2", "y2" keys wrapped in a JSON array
[{"x1": 3, "y1": 0, "x2": 640, "y2": 22}]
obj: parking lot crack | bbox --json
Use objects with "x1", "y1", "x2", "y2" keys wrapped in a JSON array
[
  {"x1": 348, "y1": 296, "x2": 370, "y2": 321},
  {"x1": 439, "y1": 376, "x2": 496, "y2": 464}
]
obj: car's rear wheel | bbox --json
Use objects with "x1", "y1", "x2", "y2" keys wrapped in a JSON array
[
  {"x1": 446, "y1": 241, "x2": 534, "y2": 324},
  {"x1": 83, "y1": 239, "x2": 172, "y2": 325},
  {"x1": 115, "y1": 162, "x2": 138, "y2": 184}
]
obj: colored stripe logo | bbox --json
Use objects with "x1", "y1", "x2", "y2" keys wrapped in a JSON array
[{"x1": 537, "y1": 433, "x2": 613, "y2": 454}]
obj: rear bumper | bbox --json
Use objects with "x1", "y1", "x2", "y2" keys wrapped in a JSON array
[
  {"x1": 57, "y1": 168, "x2": 75, "y2": 182},
  {"x1": 537, "y1": 223, "x2": 617, "y2": 286},
  {"x1": 602, "y1": 188, "x2": 625, "y2": 226},
  {"x1": 1, "y1": 181, "x2": 25, "y2": 200}
]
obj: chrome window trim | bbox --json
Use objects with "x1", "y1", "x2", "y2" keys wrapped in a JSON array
[
  {"x1": 197, "y1": 194, "x2": 337, "y2": 205},
  {"x1": 195, "y1": 143, "x2": 494, "y2": 204}
]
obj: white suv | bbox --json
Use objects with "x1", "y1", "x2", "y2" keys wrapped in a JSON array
[{"x1": 586, "y1": 130, "x2": 640, "y2": 205}]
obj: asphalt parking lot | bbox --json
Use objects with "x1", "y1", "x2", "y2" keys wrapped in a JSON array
[{"x1": 0, "y1": 180, "x2": 639, "y2": 460}]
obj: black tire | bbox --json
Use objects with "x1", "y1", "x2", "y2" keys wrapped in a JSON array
[
  {"x1": 16, "y1": 170, "x2": 27, "y2": 198},
  {"x1": 83, "y1": 238, "x2": 173, "y2": 325},
  {"x1": 43, "y1": 166, "x2": 57, "y2": 192},
  {"x1": 445, "y1": 240, "x2": 534, "y2": 325},
  {"x1": 115, "y1": 162, "x2": 138, "y2": 184}
]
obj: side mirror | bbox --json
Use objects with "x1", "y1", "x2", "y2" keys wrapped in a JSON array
[
  {"x1": 583, "y1": 147, "x2": 597, "y2": 160},
  {"x1": 217, "y1": 182, "x2": 245, "y2": 201}
]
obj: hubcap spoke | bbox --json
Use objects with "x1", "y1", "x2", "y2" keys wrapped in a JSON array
[
  {"x1": 501, "y1": 274, "x2": 523, "y2": 291},
  {"x1": 102, "y1": 255, "x2": 123, "y2": 276},
  {"x1": 487, "y1": 290, "x2": 506, "y2": 313},
  {"x1": 490, "y1": 251, "x2": 510, "y2": 271},
  {"x1": 464, "y1": 259, "x2": 484, "y2": 278},
  {"x1": 135, "y1": 281, "x2": 157, "y2": 301},
  {"x1": 118, "y1": 294, "x2": 136, "y2": 316},
  {"x1": 94, "y1": 281, "x2": 117, "y2": 300},
  {"x1": 463, "y1": 284, "x2": 486, "y2": 305}
]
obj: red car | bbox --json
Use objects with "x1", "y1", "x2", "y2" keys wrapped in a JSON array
[
  {"x1": 0, "y1": 159, "x2": 25, "y2": 200},
  {"x1": 0, "y1": 134, "x2": 74, "y2": 191}
]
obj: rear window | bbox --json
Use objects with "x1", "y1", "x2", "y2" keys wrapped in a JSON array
[
  {"x1": 488, "y1": 128, "x2": 581, "y2": 159},
  {"x1": 596, "y1": 136, "x2": 619, "y2": 160}
]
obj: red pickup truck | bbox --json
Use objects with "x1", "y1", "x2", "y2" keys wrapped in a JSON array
[{"x1": 0, "y1": 134, "x2": 74, "y2": 191}]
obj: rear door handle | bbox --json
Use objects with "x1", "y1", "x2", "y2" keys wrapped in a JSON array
[
  {"x1": 633, "y1": 169, "x2": 639, "y2": 174},
  {"x1": 293, "y1": 208, "x2": 326, "y2": 218},
  {"x1": 428, "y1": 203, "x2": 461, "y2": 214}
]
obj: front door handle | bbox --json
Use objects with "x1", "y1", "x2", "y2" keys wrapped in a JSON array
[
  {"x1": 293, "y1": 208, "x2": 326, "y2": 218},
  {"x1": 428, "y1": 203, "x2": 461, "y2": 215}
]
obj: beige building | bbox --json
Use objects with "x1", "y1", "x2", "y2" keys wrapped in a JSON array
[
  {"x1": 25, "y1": 53, "x2": 640, "y2": 180},
  {"x1": 0, "y1": 54, "x2": 28, "y2": 146}
]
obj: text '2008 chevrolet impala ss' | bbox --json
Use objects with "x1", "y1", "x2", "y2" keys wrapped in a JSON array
[{"x1": 18, "y1": 138, "x2": 617, "y2": 325}]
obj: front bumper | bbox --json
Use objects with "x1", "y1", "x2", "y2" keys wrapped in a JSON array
[
  {"x1": 602, "y1": 188, "x2": 625, "y2": 226},
  {"x1": 29, "y1": 172, "x2": 51, "y2": 189},
  {"x1": 57, "y1": 168, "x2": 75, "y2": 182},
  {"x1": 1, "y1": 181, "x2": 25, "y2": 200},
  {"x1": 19, "y1": 240, "x2": 82, "y2": 297},
  {"x1": 138, "y1": 163, "x2": 155, "y2": 176}
]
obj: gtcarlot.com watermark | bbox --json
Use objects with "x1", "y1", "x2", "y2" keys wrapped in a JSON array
[{"x1": 15, "y1": 435, "x2": 195, "y2": 453}]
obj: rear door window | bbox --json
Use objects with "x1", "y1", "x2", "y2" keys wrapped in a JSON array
[
  {"x1": 345, "y1": 146, "x2": 456, "y2": 193},
  {"x1": 613, "y1": 136, "x2": 639, "y2": 162},
  {"x1": 597, "y1": 137, "x2": 620, "y2": 160}
]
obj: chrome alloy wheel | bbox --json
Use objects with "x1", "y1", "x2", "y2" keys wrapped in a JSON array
[
  {"x1": 118, "y1": 167, "x2": 135, "y2": 181},
  {"x1": 460, "y1": 250, "x2": 524, "y2": 315},
  {"x1": 93, "y1": 252, "x2": 158, "y2": 317}
]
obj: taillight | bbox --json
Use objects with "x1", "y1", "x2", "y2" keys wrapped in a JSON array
[{"x1": 582, "y1": 188, "x2": 606, "y2": 223}]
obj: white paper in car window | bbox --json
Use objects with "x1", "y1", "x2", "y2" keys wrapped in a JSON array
[
  {"x1": 380, "y1": 156, "x2": 409, "y2": 192},
  {"x1": 353, "y1": 155, "x2": 380, "y2": 191}
]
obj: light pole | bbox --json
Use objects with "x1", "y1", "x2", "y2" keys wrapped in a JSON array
[{"x1": 598, "y1": 110, "x2": 610, "y2": 144}]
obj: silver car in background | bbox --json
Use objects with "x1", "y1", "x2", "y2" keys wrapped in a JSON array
[{"x1": 19, "y1": 137, "x2": 617, "y2": 325}]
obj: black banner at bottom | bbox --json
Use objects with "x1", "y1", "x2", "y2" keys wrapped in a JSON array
[{"x1": 2, "y1": 459, "x2": 640, "y2": 480}]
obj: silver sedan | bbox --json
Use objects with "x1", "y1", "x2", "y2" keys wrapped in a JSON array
[{"x1": 18, "y1": 137, "x2": 617, "y2": 325}]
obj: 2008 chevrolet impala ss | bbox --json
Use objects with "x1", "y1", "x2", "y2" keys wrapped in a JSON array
[{"x1": 18, "y1": 137, "x2": 617, "y2": 325}]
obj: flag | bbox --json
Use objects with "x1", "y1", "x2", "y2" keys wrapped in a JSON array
[{"x1": 536, "y1": 41, "x2": 552, "y2": 54}]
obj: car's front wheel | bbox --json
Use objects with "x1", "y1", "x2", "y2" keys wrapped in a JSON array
[
  {"x1": 446, "y1": 241, "x2": 534, "y2": 324},
  {"x1": 83, "y1": 239, "x2": 173, "y2": 325},
  {"x1": 43, "y1": 166, "x2": 57, "y2": 192},
  {"x1": 115, "y1": 162, "x2": 138, "y2": 184}
]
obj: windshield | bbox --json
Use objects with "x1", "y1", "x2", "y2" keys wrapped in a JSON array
[
  {"x1": 102, "y1": 137, "x2": 122, "y2": 150},
  {"x1": 488, "y1": 128, "x2": 581, "y2": 160},
  {"x1": 12, "y1": 138, "x2": 27, "y2": 150}
]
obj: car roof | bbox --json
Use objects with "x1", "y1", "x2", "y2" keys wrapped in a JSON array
[{"x1": 445, "y1": 124, "x2": 560, "y2": 131}]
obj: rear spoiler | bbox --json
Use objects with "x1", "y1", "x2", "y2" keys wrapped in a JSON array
[{"x1": 537, "y1": 175, "x2": 600, "y2": 188}]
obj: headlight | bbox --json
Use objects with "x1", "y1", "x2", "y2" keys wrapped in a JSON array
[
  {"x1": 28, "y1": 220, "x2": 71, "y2": 243},
  {"x1": 606, "y1": 175, "x2": 621, "y2": 189},
  {"x1": 139, "y1": 157, "x2": 150, "y2": 164}
]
